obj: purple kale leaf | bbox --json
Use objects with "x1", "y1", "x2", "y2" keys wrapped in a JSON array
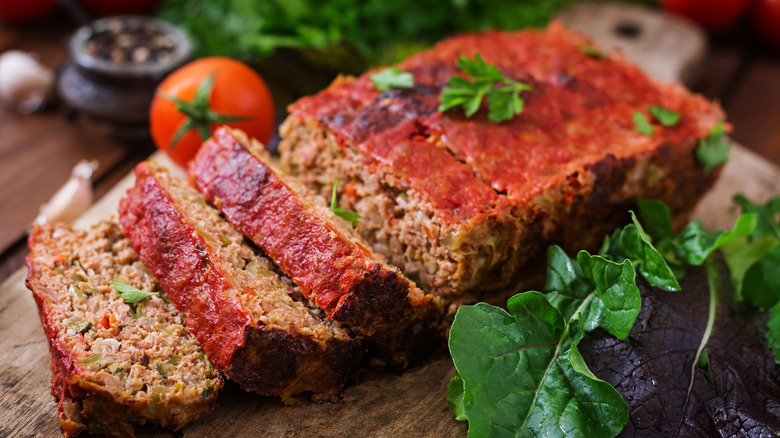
[{"x1": 579, "y1": 262, "x2": 780, "y2": 437}]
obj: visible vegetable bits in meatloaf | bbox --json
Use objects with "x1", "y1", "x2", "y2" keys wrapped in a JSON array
[
  {"x1": 190, "y1": 127, "x2": 443, "y2": 366},
  {"x1": 25, "y1": 221, "x2": 222, "y2": 437},
  {"x1": 119, "y1": 161, "x2": 361, "y2": 402},
  {"x1": 279, "y1": 22, "x2": 725, "y2": 299}
]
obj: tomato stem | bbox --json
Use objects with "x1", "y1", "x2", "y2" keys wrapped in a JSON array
[{"x1": 158, "y1": 72, "x2": 249, "y2": 151}]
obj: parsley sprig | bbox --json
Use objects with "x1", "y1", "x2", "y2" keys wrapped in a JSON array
[
  {"x1": 329, "y1": 179, "x2": 361, "y2": 226},
  {"x1": 439, "y1": 54, "x2": 532, "y2": 123}
]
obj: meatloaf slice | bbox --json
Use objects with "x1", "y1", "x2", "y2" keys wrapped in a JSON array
[
  {"x1": 190, "y1": 127, "x2": 443, "y2": 366},
  {"x1": 118, "y1": 161, "x2": 360, "y2": 402},
  {"x1": 25, "y1": 221, "x2": 222, "y2": 437},
  {"x1": 279, "y1": 22, "x2": 725, "y2": 300}
]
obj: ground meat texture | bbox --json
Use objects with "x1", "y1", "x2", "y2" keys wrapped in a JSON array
[
  {"x1": 190, "y1": 127, "x2": 444, "y2": 366},
  {"x1": 25, "y1": 221, "x2": 222, "y2": 437},
  {"x1": 279, "y1": 23, "x2": 724, "y2": 301},
  {"x1": 118, "y1": 161, "x2": 361, "y2": 402}
]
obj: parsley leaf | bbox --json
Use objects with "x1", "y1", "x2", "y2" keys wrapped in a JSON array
[
  {"x1": 648, "y1": 105, "x2": 680, "y2": 127},
  {"x1": 633, "y1": 111, "x2": 653, "y2": 136},
  {"x1": 439, "y1": 53, "x2": 531, "y2": 123},
  {"x1": 369, "y1": 67, "x2": 414, "y2": 92},
  {"x1": 696, "y1": 121, "x2": 730, "y2": 172},
  {"x1": 580, "y1": 44, "x2": 606, "y2": 59},
  {"x1": 329, "y1": 179, "x2": 361, "y2": 226},
  {"x1": 113, "y1": 281, "x2": 159, "y2": 303}
]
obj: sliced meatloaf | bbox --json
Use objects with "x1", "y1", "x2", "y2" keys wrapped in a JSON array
[
  {"x1": 118, "y1": 161, "x2": 361, "y2": 402},
  {"x1": 25, "y1": 221, "x2": 222, "y2": 437},
  {"x1": 190, "y1": 127, "x2": 443, "y2": 366},
  {"x1": 278, "y1": 22, "x2": 725, "y2": 299}
]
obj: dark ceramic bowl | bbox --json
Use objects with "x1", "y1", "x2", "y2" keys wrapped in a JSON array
[{"x1": 56, "y1": 16, "x2": 192, "y2": 139}]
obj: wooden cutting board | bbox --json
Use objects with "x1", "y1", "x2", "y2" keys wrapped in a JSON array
[{"x1": 2, "y1": 4, "x2": 780, "y2": 437}]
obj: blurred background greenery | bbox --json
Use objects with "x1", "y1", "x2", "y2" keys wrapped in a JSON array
[{"x1": 156, "y1": 0, "x2": 653, "y2": 72}]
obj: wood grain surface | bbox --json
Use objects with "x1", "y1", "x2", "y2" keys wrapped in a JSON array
[{"x1": 1, "y1": 144, "x2": 778, "y2": 437}]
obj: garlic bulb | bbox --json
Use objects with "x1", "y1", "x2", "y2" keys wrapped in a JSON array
[
  {"x1": 35, "y1": 160, "x2": 98, "y2": 226},
  {"x1": 0, "y1": 50, "x2": 53, "y2": 114}
]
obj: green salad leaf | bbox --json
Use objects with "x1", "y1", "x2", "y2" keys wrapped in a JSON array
[
  {"x1": 719, "y1": 196, "x2": 780, "y2": 363},
  {"x1": 733, "y1": 194, "x2": 780, "y2": 240},
  {"x1": 370, "y1": 67, "x2": 414, "y2": 91},
  {"x1": 448, "y1": 291, "x2": 628, "y2": 438},
  {"x1": 769, "y1": 304, "x2": 780, "y2": 363},
  {"x1": 448, "y1": 231, "x2": 656, "y2": 437}
]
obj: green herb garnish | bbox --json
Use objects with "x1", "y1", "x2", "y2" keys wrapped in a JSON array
[
  {"x1": 329, "y1": 179, "x2": 361, "y2": 226},
  {"x1": 696, "y1": 121, "x2": 730, "y2": 172},
  {"x1": 113, "y1": 281, "x2": 159, "y2": 303},
  {"x1": 439, "y1": 53, "x2": 532, "y2": 123},
  {"x1": 370, "y1": 67, "x2": 414, "y2": 92},
  {"x1": 633, "y1": 111, "x2": 653, "y2": 136},
  {"x1": 580, "y1": 44, "x2": 606, "y2": 59},
  {"x1": 648, "y1": 105, "x2": 680, "y2": 127}
]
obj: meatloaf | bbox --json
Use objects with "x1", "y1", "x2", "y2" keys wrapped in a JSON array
[
  {"x1": 190, "y1": 127, "x2": 443, "y2": 366},
  {"x1": 118, "y1": 161, "x2": 361, "y2": 402},
  {"x1": 25, "y1": 221, "x2": 222, "y2": 437},
  {"x1": 278, "y1": 22, "x2": 725, "y2": 299}
]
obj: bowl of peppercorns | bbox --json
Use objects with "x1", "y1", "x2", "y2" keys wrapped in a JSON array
[{"x1": 56, "y1": 15, "x2": 192, "y2": 139}]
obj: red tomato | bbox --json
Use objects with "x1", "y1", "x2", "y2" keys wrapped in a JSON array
[
  {"x1": 0, "y1": 0, "x2": 56, "y2": 22},
  {"x1": 661, "y1": 0, "x2": 750, "y2": 31},
  {"x1": 150, "y1": 57, "x2": 275, "y2": 168},
  {"x1": 753, "y1": 0, "x2": 780, "y2": 48}
]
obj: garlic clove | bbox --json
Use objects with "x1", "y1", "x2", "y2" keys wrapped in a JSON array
[
  {"x1": 0, "y1": 50, "x2": 54, "y2": 114},
  {"x1": 35, "y1": 160, "x2": 98, "y2": 226}
]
